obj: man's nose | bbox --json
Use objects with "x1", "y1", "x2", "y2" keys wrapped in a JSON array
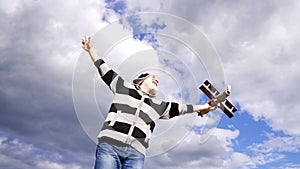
[{"x1": 150, "y1": 75, "x2": 159, "y2": 83}]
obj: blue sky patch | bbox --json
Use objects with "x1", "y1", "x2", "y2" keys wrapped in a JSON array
[{"x1": 102, "y1": 0, "x2": 166, "y2": 49}]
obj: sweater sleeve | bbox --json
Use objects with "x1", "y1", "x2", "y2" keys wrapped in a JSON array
[
  {"x1": 94, "y1": 59, "x2": 122, "y2": 93},
  {"x1": 160, "y1": 101, "x2": 197, "y2": 119}
]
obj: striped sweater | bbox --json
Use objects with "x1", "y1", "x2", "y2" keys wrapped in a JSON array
[{"x1": 94, "y1": 59, "x2": 198, "y2": 155}]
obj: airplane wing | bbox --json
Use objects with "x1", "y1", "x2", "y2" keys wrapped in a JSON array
[
  {"x1": 223, "y1": 99, "x2": 238, "y2": 113},
  {"x1": 199, "y1": 80, "x2": 219, "y2": 100},
  {"x1": 218, "y1": 101, "x2": 235, "y2": 118},
  {"x1": 199, "y1": 80, "x2": 237, "y2": 118}
]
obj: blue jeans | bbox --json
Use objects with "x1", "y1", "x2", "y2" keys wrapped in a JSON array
[{"x1": 94, "y1": 142, "x2": 145, "y2": 169}]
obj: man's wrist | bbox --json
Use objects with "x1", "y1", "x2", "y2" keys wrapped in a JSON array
[
  {"x1": 87, "y1": 47, "x2": 95, "y2": 55},
  {"x1": 87, "y1": 48, "x2": 101, "y2": 62},
  {"x1": 196, "y1": 104, "x2": 208, "y2": 111}
]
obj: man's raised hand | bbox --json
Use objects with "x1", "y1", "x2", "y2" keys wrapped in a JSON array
[{"x1": 82, "y1": 36, "x2": 92, "y2": 52}]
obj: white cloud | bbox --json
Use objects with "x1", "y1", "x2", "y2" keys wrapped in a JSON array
[
  {"x1": 252, "y1": 153, "x2": 285, "y2": 166},
  {"x1": 0, "y1": 136, "x2": 7, "y2": 144},
  {"x1": 248, "y1": 133, "x2": 300, "y2": 160},
  {"x1": 146, "y1": 128, "x2": 241, "y2": 169},
  {"x1": 254, "y1": 134, "x2": 300, "y2": 153},
  {"x1": 35, "y1": 161, "x2": 82, "y2": 169},
  {"x1": 0, "y1": 154, "x2": 33, "y2": 169},
  {"x1": 0, "y1": 0, "x2": 23, "y2": 14},
  {"x1": 149, "y1": 129, "x2": 299, "y2": 169},
  {"x1": 223, "y1": 152, "x2": 254, "y2": 169},
  {"x1": 0, "y1": 135, "x2": 86, "y2": 169},
  {"x1": 226, "y1": 9, "x2": 300, "y2": 134},
  {"x1": 210, "y1": 1, "x2": 300, "y2": 136},
  {"x1": 277, "y1": 164, "x2": 300, "y2": 169},
  {"x1": 126, "y1": 0, "x2": 163, "y2": 11}
]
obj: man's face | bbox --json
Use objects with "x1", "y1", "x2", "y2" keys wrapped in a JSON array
[{"x1": 142, "y1": 74, "x2": 159, "y2": 94}]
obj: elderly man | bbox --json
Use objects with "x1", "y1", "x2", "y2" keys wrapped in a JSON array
[{"x1": 81, "y1": 36, "x2": 216, "y2": 169}]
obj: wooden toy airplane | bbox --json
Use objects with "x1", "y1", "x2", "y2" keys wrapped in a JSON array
[{"x1": 198, "y1": 80, "x2": 237, "y2": 118}]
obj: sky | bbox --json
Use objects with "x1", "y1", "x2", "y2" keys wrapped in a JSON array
[{"x1": 0, "y1": 0, "x2": 300, "y2": 169}]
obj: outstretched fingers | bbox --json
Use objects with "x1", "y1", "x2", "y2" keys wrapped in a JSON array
[
  {"x1": 81, "y1": 36, "x2": 92, "y2": 51},
  {"x1": 81, "y1": 36, "x2": 88, "y2": 44}
]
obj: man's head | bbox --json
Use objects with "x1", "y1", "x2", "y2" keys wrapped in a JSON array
[{"x1": 133, "y1": 73, "x2": 159, "y2": 95}]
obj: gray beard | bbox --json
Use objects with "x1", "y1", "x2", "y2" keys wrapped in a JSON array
[{"x1": 148, "y1": 83, "x2": 158, "y2": 95}]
